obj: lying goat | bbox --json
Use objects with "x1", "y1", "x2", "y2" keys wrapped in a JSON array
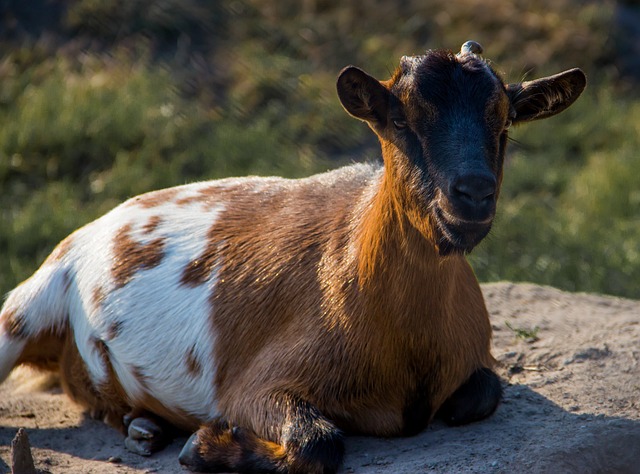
[{"x1": 0, "y1": 41, "x2": 585, "y2": 473}]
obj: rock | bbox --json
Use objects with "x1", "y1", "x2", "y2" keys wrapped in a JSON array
[{"x1": 11, "y1": 428, "x2": 37, "y2": 474}]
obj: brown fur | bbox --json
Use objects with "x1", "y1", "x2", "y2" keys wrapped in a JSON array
[
  {"x1": 181, "y1": 257, "x2": 213, "y2": 287},
  {"x1": 185, "y1": 346, "x2": 203, "y2": 377},
  {"x1": 111, "y1": 223, "x2": 166, "y2": 289},
  {"x1": 128, "y1": 364, "x2": 200, "y2": 430},
  {"x1": 59, "y1": 335, "x2": 199, "y2": 432},
  {"x1": 203, "y1": 174, "x2": 493, "y2": 438},
  {"x1": 17, "y1": 330, "x2": 65, "y2": 372},
  {"x1": 196, "y1": 419, "x2": 287, "y2": 470},
  {"x1": 106, "y1": 320, "x2": 123, "y2": 340},
  {"x1": 143, "y1": 215, "x2": 163, "y2": 234},
  {"x1": 174, "y1": 186, "x2": 221, "y2": 207},
  {"x1": 91, "y1": 286, "x2": 106, "y2": 312},
  {"x1": 2, "y1": 308, "x2": 27, "y2": 340},
  {"x1": 179, "y1": 184, "x2": 269, "y2": 286},
  {"x1": 59, "y1": 333, "x2": 130, "y2": 429},
  {"x1": 128, "y1": 188, "x2": 180, "y2": 209}
]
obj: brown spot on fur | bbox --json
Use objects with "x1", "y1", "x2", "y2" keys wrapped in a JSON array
[
  {"x1": 112, "y1": 223, "x2": 165, "y2": 289},
  {"x1": 107, "y1": 321, "x2": 123, "y2": 340},
  {"x1": 91, "y1": 286, "x2": 106, "y2": 312},
  {"x1": 143, "y1": 216, "x2": 163, "y2": 235},
  {"x1": 179, "y1": 181, "x2": 294, "y2": 287},
  {"x1": 175, "y1": 195, "x2": 201, "y2": 207},
  {"x1": 2, "y1": 308, "x2": 28, "y2": 339},
  {"x1": 179, "y1": 186, "x2": 238, "y2": 287},
  {"x1": 131, "y1": 364, "x2": 151, "y2": 391},
  {"x1": 93, "y1": 337, "x2": 110, "y2": 363},
  {"x1": 175, "y1": 185, "x2": 221, "y2": 207},
  {"x1": 185, "y1": 346, "x2": 203, "y2": 377},
  {"x1": 129, "y1": 188, "x2": 180, "y2": 209},
  {"x1": 181, "y1": 257, "x2": 215, "y2": 287}
]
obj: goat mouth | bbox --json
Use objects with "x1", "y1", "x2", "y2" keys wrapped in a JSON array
[{"x1": 433, "y1": 204, "x2": 493, "y2": 255}]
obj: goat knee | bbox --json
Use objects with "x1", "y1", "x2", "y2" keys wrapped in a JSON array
[
  {"x1": 180, "y1": 394, "x2": 344, "y2": 474},
  {"x1": 179, "y1": 418, "x2": 287, "y2": 473}
]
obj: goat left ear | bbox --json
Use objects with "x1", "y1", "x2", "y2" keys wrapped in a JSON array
[
  {"x1": 507, "y1": 68, "x2": 586, "y2": 123},
  {"x1": 337, "y1": 66, "x2": 391, "y2": 128}
]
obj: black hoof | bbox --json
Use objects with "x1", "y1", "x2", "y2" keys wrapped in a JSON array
[
  {"x1": 124, "y1": 417, "x2": 167, "y2": 456},
  {"x1": 179, "y1": 431, "x2": 211, "y2": 472},
  {"x1": 438, "y1": 367, "x2": 502, "y2": 426}
]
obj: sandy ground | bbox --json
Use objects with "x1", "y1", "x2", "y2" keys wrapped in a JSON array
[{"x1": 1, "y1": 282, "x2": 639, "y2": 474}]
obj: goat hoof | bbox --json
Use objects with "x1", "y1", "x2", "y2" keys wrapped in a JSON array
[
  {"x1": 178, "y1": 432, "x2": 207, "y2": 472},
  {"x1": 124, "y1": 417, "x2": 166, "y2": 456}
]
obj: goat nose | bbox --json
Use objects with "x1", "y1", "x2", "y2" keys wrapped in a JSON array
[{"x1": 450, "y1": 173, "x2": 497, "y2": 205}]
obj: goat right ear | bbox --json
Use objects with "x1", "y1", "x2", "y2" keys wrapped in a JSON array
[
  {"x1": 507, "y1": 68, "x2": 587, "y2": 123},
  {"x1": 337, "y1": 66, "x2": 390, "y2": 127}
]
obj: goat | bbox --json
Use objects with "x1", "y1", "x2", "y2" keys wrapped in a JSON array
[{"x1": 0, "y1": 41, "x2": 585, "y2": 473}]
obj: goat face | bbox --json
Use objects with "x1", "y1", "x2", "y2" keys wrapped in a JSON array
[{"x1": 337, "y1": 43, "x2": 586, "y2": 255}]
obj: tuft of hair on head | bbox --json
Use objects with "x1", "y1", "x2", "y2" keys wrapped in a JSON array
[{"x1": 458, "y1": 40, "x2": 484, "y2": 57}]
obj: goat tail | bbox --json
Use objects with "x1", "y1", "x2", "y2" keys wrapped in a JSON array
[{"x1": 0, "y1": 262, "x2": 72, "y2": 383}]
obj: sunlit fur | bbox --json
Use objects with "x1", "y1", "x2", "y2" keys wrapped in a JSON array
[{"x1": 0, "y1": 45, "x2": 585, "y2": 474}]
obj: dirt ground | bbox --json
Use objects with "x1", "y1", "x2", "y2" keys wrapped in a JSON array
[{"x1": 1, "y1": 282, "x2": 639, "y2": 474}]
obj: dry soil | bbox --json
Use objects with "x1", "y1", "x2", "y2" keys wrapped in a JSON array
[{"x1": 1, "y1": 282, "x2": 639, "y2": 473}]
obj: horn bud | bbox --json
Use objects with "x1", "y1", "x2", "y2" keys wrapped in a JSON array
[{"x1": 459, "y1": 40, "x2": 483, "y2": 56}]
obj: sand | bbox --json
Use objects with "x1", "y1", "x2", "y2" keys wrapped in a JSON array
[{"x1": 1, "y1": 282, "x2": 639, "y2": 473}]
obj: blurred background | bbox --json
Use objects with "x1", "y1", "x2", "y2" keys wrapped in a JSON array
[{"x1": 0, "y1": 0, "x2": 639, "y2": 299}]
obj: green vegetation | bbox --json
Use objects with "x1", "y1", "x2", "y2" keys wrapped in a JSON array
[
  {"x1": 1, "y1": 0, "x2": 639, "y2": 299},
  {"x1": 505, "y1": 322, "x2": 540, "y2": 343}
]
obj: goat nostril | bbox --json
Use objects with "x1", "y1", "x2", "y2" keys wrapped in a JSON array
[{"x1": 451, "y1": 175, "x2": 496, "y2": 204}]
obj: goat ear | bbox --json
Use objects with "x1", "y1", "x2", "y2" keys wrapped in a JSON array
[
  {"x1": 337, "y1": 66, "x2": 390, "y2": 127},
  {"x1": 507, "y1": 68, "x2": 586, "y2": 123}
]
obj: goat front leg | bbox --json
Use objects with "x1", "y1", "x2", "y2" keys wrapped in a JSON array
[
  {"x1": 437, "y1": 367, "x2": 502, "y2": 426},
  {"x1": 179, "y1": 391, "x2": 344, "y2": 474}
]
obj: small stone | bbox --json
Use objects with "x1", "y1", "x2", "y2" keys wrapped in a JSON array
[
  {"x1": 107, "y1": 456, "x2": 122, "y2": 463},
  {"x1": 11, "y1": 428, "x2": 37, "y2": 474}
]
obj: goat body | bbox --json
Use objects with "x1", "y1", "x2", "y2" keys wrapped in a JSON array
[{"x1": 0, "y1": 43, "x2": 585, "y2": 473}]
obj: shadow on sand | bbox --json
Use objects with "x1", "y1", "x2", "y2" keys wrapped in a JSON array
[
  {"x1": 1, "y1": 383, "x2": 639, "y2": 473},
  {"x1": 345, "y1": 384, "x2": 640, "y2": 473}
]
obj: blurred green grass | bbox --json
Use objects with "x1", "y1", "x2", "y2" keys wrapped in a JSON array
[{"x1": 1, "y1": 0, "x2": 639, "y2": 298}]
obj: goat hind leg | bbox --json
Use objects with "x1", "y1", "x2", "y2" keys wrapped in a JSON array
[{"x1": 123, "y1": 410, "x2": 173, "y2": 456}]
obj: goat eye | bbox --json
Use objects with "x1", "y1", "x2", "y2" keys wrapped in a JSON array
[{"x1": 393, "y1": 120, "x2": 407, "y2": 130}]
